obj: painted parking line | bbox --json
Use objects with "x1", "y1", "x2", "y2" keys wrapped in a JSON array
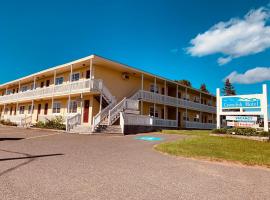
[
  {"x1": 135, "y1": 136, "x2": 163, "y2": 141},
  {"x1": 25, "y1": 133, "x2": 61, "y2": 140}
]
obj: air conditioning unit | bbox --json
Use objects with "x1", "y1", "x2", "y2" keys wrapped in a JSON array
[{"x1": 122, "y1": 72, "x2": 130, "y2": 80}]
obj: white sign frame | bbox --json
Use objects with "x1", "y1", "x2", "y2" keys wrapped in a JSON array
[{"x1": 216, "y1": 84, "x2": 268, "y2": 131}]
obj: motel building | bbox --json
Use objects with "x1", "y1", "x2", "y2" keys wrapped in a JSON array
[{"x1": 0, "y1": 55, "x2": 216, "y2": 134}]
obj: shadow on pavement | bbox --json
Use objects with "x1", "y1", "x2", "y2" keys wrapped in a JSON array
[
  {"x1": 0, "y1": 138, "x2": 25, "y2": 141},
  {"x1": 0, "y1": 149, "x2": 64, "y2": 177}
]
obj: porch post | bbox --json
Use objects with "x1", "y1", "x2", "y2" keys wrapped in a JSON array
[
  {"x1": 164, "y1": 80, "x2": 166, "y2": 119},
  {"x1": 176, "y1": 85, "x2": 178, "y2": 125},
  {"x1": 16, "y1": 81, "x2": 21, "y2": 115},
  {"x1": 89, "y1": 58, "x2": 93, "y2": 80},
  {"x1": 154, "y1": 77, "x2": 157, "y2": 120},
  {"x1": 68, "y1": 65, "x2": 73, "y2": 115},
  {"x1": 199, "y1": 92, "x2": 202, "y2": 123},
  {"x1": 52, "y1": 70, "x2": 56, "y2": 112},
  {"x1": 141, "y1": 74, "x2": 144, "y2": 115}
]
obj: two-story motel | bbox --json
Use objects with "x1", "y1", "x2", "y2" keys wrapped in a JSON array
[{"x1": 0, "y1": 55, "x2": 216, "y2": 134}]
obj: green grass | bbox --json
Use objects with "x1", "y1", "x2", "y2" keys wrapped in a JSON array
[{"x1": 155, "y1": 130, "x2": 270, "y2": 167}]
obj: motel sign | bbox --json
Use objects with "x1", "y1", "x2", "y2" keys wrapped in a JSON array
[{"x1": 216, "y1": 84, "x2": 268, "y2": 131}]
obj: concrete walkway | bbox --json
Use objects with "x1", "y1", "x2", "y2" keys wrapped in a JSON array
[{"x1": 0, "y1": 126, "x2": 269, "y2": 200}]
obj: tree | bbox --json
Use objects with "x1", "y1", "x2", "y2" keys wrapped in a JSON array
[
  {"x1": 223, "y1": 79, "x2": 236, "y2": 96},
  {"x1": 176, "y1": 79, "x2": 192, "y2": 87},
  {"x1": 200, "y1": 83, "x2": 209, "y2": 93}
]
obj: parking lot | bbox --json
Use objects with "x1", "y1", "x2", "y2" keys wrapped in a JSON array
[{"x1": 0, "y1": 126, "x2": 270, "y2": 200}]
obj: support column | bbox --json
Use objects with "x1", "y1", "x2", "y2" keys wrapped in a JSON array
[
  {"x1": 16, "y1": 81, "x2": 21, "y2": 115},
  {"x1": 176, "y1": 85, "x2": 178, "y2": 125},
  {"x1": 52, "y1": 70, "x2": 56, "y2": 112},
  {"x1": 263, "y1": 84, "x2": 268, "y2": 132},
  {"x1": 154, "y1": 77, "x2": 157, "y2": 119},
  {"x1": 89, "y1": 58, "x2": 93, "y2": 80},
  {"x1": 67, "y1": 65, "x2": 73, "y2": 115},
  {"x1": 164, "y1": 80, "x2": 166, "y2": 119},
  {"x1": 141, "y1": 74, "x2": 144, "y2": 115},
  {"x1": 199, "y1": 92, "x2": 202, "y2": 123},
  {"x1": 216, "y1": 88, "x2": 221, "y2": 129}
]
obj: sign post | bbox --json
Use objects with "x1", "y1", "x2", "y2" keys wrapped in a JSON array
[{"x1": 216, "y1": 84, "x2": 268, "y2": 132}]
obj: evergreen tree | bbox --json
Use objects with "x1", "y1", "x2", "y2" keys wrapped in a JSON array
[
  {"x1": 223, "y1": 79, "x2": 236, "y2": 96},
  {"x1": 200, "y1": 83, "x2": 209, "y2": 93},
  {"x1": 176, "y1": 79, "x2": 192, "y2": 87}
]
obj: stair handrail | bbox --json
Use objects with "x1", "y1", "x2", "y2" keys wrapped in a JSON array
[
  {"x1": 66, "y1": 113, "x2": 81, "y2": 131},
  {"x1": 108, "y1": 97, "x2": 127, "y2": 125},
  {"x1": 20, "y1": 115, "x2": 32, "y2": 127}
]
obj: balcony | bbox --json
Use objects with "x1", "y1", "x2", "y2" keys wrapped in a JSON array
[
  {"x1": 132, "y1": 90, "x2": 216, "y2": 114},
  {"x1": 183, "y1": 121, "x2": 216, "y2": 129},
  {"x1": 0, "y1": 79, "x2": 102, "y2": 104}
]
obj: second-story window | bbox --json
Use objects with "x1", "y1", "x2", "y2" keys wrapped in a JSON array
[
  {"x1": 6, "y1": 90, "x2": 12, "y2": 95},
  {"x1": 150, "y1": 84, "x2": 159, "y2": 93},
  {"x1": 21, "y1": 86, "x2": 28, "y2": 92},
  {"x1": 56, "y1": 77, "x2": 64, "y2": 85},
  {"x1": 71, "y1": 73, "x2": 80, "y2": 82}
]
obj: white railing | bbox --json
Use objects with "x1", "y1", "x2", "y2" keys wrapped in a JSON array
[
  {"x1": 66, "y1": 113, "x2": 81, "y2": 131},
  {"x1": 183, "y1": 121, "x2": 216, "y2": 129},
  {"x1": 122, "y1": 113, "x2": 177, "y2": 127},
  {"x1": 92, "y1": 83, "x2": 117, "y2": 131},
  {"x1": 131, "y1": 90, "x2": 216, "y2": 114},
  {"x1": 20, "y1": 115, "x2": 32, "y2": 127},
  {"x1": 0, "y1": 79, "x2": 102, "y2": 104},
  {"x1": 108, "y1": 98, "x2": 139, "y2": 125},
  {"x1": 2, "y1": 114, "x2": 32, "y2": 126}
]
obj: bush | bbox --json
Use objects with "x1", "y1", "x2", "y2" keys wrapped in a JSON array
[
  {"x1": 212, "y1": 127, "x2": 269, "y2": 137},
  {"x1": 35, "y1": 116, "x2": 66, "y2": 130},
  {"x1": 0, "y1": 119, "x2": 17, "y2": 126}
]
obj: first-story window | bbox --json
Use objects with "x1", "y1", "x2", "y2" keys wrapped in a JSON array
[
  {"x1": 71, "y1": 73, "x2": 80, "y2": 82},
  {"x1": 194, "y1": 114, "x2": 200, "y2": 122},
  {"x1": 53, "y1": 102, "x2": 61, "y2": 114},
  {"x1": 149, "y1": 106, "x2": 159, "y2": 118},
  {"x1": 28, "y1": 105, "x2": 34, "y2": 114},
  {"x1": 183, "y1": 112, "x2": 189, "y2": 121},
  {"x1": 19, "y1": 106, "x2": 25, "y2": 114},
  {"x1": 69, "y1": 101, "x2": 78, "y2": 113},
  {"x1": 55, "y1": 77, "x2": 64, "y2": 85}
]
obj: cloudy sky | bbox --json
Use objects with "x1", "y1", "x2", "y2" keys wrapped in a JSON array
[{"x1": 0, "y1": 0, "x2": 269, "y2": 101}]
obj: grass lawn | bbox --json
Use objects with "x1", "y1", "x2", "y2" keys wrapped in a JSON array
[{"x1": 155, "y1": 130, "x2": 270, "y2": 167}]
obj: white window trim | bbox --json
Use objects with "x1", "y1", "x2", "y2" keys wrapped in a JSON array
[
  {"x1": 71, "y1": 72, "x2": 80, "y2": 82},
  {"x1": 52, "y1": 102, "x2": 61, "y2": 114},
  {"x1": 55, "y1": 77, "x2": 64, "y2": 85}
]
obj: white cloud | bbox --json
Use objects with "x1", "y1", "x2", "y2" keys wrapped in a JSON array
[
  {"x1": 187, "y1": 7, "x2": 270, "y2": 65},
  {"x1": 225, "y1": 67, "x2": 270, "y2": 84}
]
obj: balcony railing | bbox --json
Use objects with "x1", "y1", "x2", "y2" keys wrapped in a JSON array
[
  {"x1": 183, "y1": 121, "x2": 216, "y2": 129},
  {"x1": 0, "y1": 79, "x2": 102, "y2": 104},
  {"x1": 122, "y1": 113, "x2": 177, "y2": 127},
  {"x1": 131, "y1": 90, "x2": 216, "y2": 114}
]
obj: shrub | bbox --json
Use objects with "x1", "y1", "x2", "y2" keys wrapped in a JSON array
[
  {"x1": 213, "y1": 127, "x2": 269, "y2": 137},
  {"x1": 35, "y1": 116, "x2": 66, "y2": 130},
  {"x1": 0, "y1": 119, "x2": 17, "y2": 126}
]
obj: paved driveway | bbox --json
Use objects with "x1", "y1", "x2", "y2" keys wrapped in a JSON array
[{"x1": 0, "y1": 126, "x2": 269, "y2": 200}]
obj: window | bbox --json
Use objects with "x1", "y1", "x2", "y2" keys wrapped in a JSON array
[
  {"x1": 69, "y1": 101, "x2": 78, "y2": 113},
  {"x1": 183, "y1": 112, "x2": 189, "y2": 121},
  {"x1": 28, "y1": 105, "x2": 34, "y2": 114},
  {"x1": 194, "y1": 114, "x2": 200, "y2": 122},
  {"x1": 150, "y1": 84, "x2": 159, "y2": 93},
  {"x1": 71, "y1": 73, "x2": 80, "y2": 82},
  {"x1": 185, "y1": 94, "x2": 190, "y2": 101},
  {"x1": 149, "y1": 106, "x2": 159, "y2": 117},
  {"x1": 21, "y1": 86, "x2": 28, "y2": 92},
  {"x1": 55, "y1": 77, "x2": 64, "y2": 85},
  {"x1": 19, "y1": 106, "x2": 25, "y2": 114},
  {"x1": 194, "y1": 96, "x2": 200, "y2": 103},
  {"x1": 46, "y1": 80, "x2": 50, "y2": 87},
  {"x1": 44, "y1": 103, "x2": 48, "y2": 115},
  {"x1": 86, "y1": 70, "x2": 90, "y2": 79},
  {"x1": 4, "y1": 108, "x2": 8, "y2": 114},
  {"x1": 53, "y1": 102, "x2": 61, "y2": 113},
  {"x1": 6, "y1": 90, "x2": 12, "y2": 95}
]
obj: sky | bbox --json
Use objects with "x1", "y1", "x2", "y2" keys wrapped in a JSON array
[{"x1": 0, "y1": 0, "x2": 270, "y2": 101}]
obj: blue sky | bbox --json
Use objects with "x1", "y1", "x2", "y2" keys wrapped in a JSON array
[{"x1": 0, "y1": 0, "x2": 270, "y2": 100}]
